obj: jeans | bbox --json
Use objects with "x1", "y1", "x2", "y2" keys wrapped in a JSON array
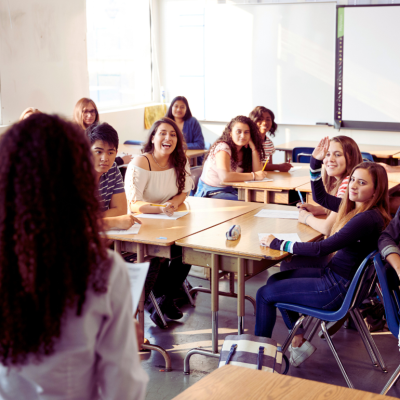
[
  {"x1": 280, "y1": 254, "x2": 332, "y2": 272},
  {"x1": 254, "y1": 267, "x2": 350, "y2": 338},
  {"x1": 194, "y1": 178, "x2": 238, "y2": 201}
]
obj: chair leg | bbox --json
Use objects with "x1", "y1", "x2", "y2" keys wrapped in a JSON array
[
  {"x1": 183, "y1": 279, "x2": 196, "y2": 307},
  {"x1": 321, "y1": 321, "x2": 354, "y2": 389},
  {"x1": 149, "y1": 291, "x2": 168, "y2": 328},
  {"x1": 302, "y1": 316, "x2": 313, "y2": 334},
  {"x1": 381, "y1": 364, "x2": 400, "y2": 395},
  {"x1": 281, "y1": 315, "x2": 305, "y2": 354},
  {"x1": 351, "y1": 308, "x2": 388, "y2": 372},
  {"x1": 306, "y1": 318, "x2": 320, "y2": 343}
]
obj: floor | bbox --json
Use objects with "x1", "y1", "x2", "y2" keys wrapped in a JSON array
[{"x1": 139, "y1": 266, "x2": 400, "y2": 400}]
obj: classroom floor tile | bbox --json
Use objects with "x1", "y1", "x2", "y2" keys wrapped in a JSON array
[{"x1": 140, "y1": 267, "x2": 400, "y2": 400}]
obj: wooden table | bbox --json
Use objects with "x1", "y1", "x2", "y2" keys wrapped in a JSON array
[
  {"x1": 224, "y1": 163, "x2": 309, "y2": 204},
  {"x1": 275, "y1": 140, "x2": 400, "y2": 162},
  {"x1": 118, "y1": 144, "x2": 207, "y2": 166},
  {"x1": 172, "y1": 365, "x2": 397, "y2": 400},
  {"x1": 108, "y1": 197, "x2": 261, "y2": 370},
  {"x1": 176, "y1": 204, "x2": 323, "y2": 374}
]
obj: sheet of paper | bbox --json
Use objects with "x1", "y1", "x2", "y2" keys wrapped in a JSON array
[
  {"x1": 105, "y1": 223, "x2": 141, "y2": 235},
  {"x1": 126, "y1": 262, "x2": 150, "y2": 312},
  {"x1": 289, "y1": 166, "x2": 303, "y2": 172},
  {"x1": 137, "y1": 211, "x2": 189, "y2": 220},
  {"x1": 244, "y1": 178, "x2": 274, "y2": 183},
  {"x1": 254, "y1": 209, "x2": 299, "y2": 219},
  {"x1": 258, "y1": 233, "x2": 302, "y2": 243}
]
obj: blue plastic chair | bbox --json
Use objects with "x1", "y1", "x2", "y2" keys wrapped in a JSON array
[
  {"x1": 374, "y1": 254, "x2": 400, "y2": 395},
  {"x1": 292, "y1": 147, "x2": 314, "y2": 163},
  {"x1": 275, "y1": 251, "x2": 386, "y2": 388},
  {"x1": 189, "y1": 166, "x2": 203, "y2": 196},
  {"x1": 124, "y1": 140, "x2": 143, "y2": 146},
  {"x1": 361, "y1": 152, "x2": 374, "y2": 162}
]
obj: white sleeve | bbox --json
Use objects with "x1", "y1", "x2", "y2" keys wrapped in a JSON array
[
  {"x1": 183, "y1": 159, "x2": 194, "y2": 193},
  {"x1": 96, "y1": 253, "x2": 149, "y2": 400},
  {"x1": 124, "y1": 164, "x2": 148, "y2": 213}
]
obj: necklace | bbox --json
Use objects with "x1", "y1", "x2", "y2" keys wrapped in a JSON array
[{"x1": 151, "y1": 152, "x2": 169, "y2": 169}]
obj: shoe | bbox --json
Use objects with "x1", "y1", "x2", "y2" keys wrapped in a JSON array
[
  {"x1": 288, "y1": 341, "x2": 317, "y2": 367},
  {"x1": 318, "y1": 316, "x2": 348, "y2": 340},
  {"x1": 161, "y1": 297, "x2": 183, "y2": 320}
]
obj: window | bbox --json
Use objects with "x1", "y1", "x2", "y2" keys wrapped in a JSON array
[{"x1": 86, "y1": 0, "x2": 152, "y2": 111}]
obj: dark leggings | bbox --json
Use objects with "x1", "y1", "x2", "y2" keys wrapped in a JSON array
[{"x1": 144, "y1": 257, "x2": 191, "y2": 300}]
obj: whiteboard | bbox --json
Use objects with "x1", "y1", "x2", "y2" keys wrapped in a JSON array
[
  {"x1": 340, "y1": 5, "x2": 400, "y2": 128},
  {"x1": 204, "y1": 2, "x2": 336, "y2": 124}
]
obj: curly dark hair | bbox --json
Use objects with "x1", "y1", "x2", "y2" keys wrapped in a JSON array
[
  {"x1": 142, "y1": 117, "x2": 188, "y2": 194},
  {"x1": 204, "y1": 116, "x2": 265, "y2": 172},
  {"x1": 248, "y1": 106, "x2": 278, "y2": 137},
  {"x1": 0, "y1": 114, "x2": 110, "y2": 366}
]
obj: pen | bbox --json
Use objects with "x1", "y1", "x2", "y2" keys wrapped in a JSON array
[
  {"x1": 297, "y1": 190, "x2": 304, "y2": 204},
  {"x1": 150, "y1": 204, "x2": 167, "y2": 207},
  {"x1": 261, "y1": 157, "x2": 269, "y2": 172}
]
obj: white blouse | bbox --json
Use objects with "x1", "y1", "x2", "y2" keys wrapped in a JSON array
[
  {"x1": 124, "y1": 158, "x2": 193, "y2": 210},
  {"x1": 0, "y1": 251, "x2": 148, "y2": 400}
]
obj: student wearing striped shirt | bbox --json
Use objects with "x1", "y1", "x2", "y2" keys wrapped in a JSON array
[
  {"x1": 249, "y1": 106, "x2": 292, "y2": 172},
  {"x1": 256, "y1": 142, "x2": 391, "y2": 367},
  {"x1": 87, "y1": 123, "x2": 140, "y2": 230}
]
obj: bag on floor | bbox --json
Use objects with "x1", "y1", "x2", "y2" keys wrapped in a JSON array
[{"x1": 218, "y1": 334, "x2": 289, "y2": 374}]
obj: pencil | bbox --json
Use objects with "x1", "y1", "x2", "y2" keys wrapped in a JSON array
[
  {"x1": 297, "y1": 190, "x2": 304, "y2": 204},
  {"x1": 261, "y1": 157, "x2": 269, "y2": 172},
  {"x1": 150, "y1": 204, "x2": 167, "y2": 207}
]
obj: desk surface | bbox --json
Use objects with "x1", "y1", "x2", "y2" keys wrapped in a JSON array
[
  {"x1": 107, "y1": 197, "x2": 261, "y2": 246},
  {"x1": 118, "y1": 144, "x2": 207, "y2": 160},
  {"x1": 225, "y1": 163, "x2": 310, "y2": 191},
  {"x1": 275, "y1": 140, "x2": 400, "y2": 159},
  {"x1": 176, "y1": 204, "x2": 322, "y2": 261},
  {"x1": 172, "y1": 365, "x2": 396, "y2": 400}
]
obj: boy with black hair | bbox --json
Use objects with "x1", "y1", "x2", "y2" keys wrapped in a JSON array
[{"x1": 87, "y1": 122, "x2": 140, "y2": 230}]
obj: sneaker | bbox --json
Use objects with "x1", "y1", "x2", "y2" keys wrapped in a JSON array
[{"x1": 288, "y1": 341, "x2": 317, "y2": 367}]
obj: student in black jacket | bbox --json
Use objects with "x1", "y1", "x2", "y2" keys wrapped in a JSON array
[{"x1": 255, "y1": 137, "x2": 391, "y2": 367}]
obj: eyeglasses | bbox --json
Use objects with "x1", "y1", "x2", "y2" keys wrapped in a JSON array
[{"x1": 83, "y1": 109, "x2": 97, "y2": 116}]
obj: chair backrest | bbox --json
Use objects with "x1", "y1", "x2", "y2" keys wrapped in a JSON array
[
  {"x1": 339, "y1": 251, "x2": 378, "y2": 313},
  {"x1": 373, "y1": 254, "x2": 400, "y2": 338},
  {"x1": 361, "y1": 152, "x2": 374, "y2": 162},
  {"x1": 292, "y1": 147, "x2": 314, "y2": 163},
  {"x1": 124, "y1": 140, "x2": 143, "y2": 146},
  {"x1": 190, "y1": 166, "x2": 203, "y2": 196}
]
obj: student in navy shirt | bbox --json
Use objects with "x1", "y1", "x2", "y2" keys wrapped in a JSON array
[
  {"x1": 87, "y1": 122, "x2": 141, "y2": 231},
  {"x1": 255, "y1": 137, "x2": 391, "y2": 367},
  {"x1": 166, "y1": 96, "x2": 205, "y2": 150}
]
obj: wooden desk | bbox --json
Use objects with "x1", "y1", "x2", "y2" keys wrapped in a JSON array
[
  {"x1": 172, "y1": 365, "x2": 397, "y2": 400},
  {"x1": 108, "y1": 197, "x2": 261, "y2": 370},
  {"x1": 225, "y1": 164, "x2": 309, "y2": 204},
  {"x1": 176, "y1": 204, "x2": 323, "y2": 374},
  {"x1": 118, "y1": 144, "x2": 207, "y2": 166},
  {"x1": 275, "y1": 140, "x2": 400, "y2": 161}
]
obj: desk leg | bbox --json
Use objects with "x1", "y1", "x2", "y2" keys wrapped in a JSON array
[
  {"x1": 192, "y1": 157, "x2": 198, "y2": 166},
  {"x1": 136, "y1": 243, "x2": 172, "y2": 372},
  {"x1": 244, "y1": 188, "x2": 250, "y2": 202},
  {"x1": 237, "y1": 258, "x2": 245, "y2": 335},
  {"x1": 183, "y1": 253, "x2": 220, "y2": 375}
]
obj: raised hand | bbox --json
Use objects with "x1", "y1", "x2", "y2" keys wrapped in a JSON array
[{"x1": 312, "y1": 136, "x2": 330, "y2": 161}]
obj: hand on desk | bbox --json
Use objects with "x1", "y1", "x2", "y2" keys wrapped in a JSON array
[
  {"x1": 254, "y1": 170, "x2": 269, "y2": 180},
  {"x1": 106, "y1": 214, "x2": 142, "y2": 230},
  {"x1": 260, "y1": 234, "x2": 275, "y2": 247},
  {"x1": 298, "y1": 210, "x2": 313, "y2": 225},
  {"x1": 160, "y1": 202, "x2": 176, "y2": 217},
  {"x1": 277, "y1": 162, "x2": 293, "y2": 172}
]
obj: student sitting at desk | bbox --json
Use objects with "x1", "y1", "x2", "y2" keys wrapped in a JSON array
[
  {"x1": 257, "y1": 139, "x2": 390, "y2": 367},
  {"x1": 87, "y1": 122, "x2": 140, "y2": 230},
  {"x1": 125, "y1": 117, "x2": 193, "y2": 328},
  {"x1": 194, "y1": 115, "x2": 268, "y2": 200},
  {"x1": 281, "y1": 136, "x2": 363, "y2": 272},
  {"x1": 74, "y1": 97, "x2": 132, "y2": 166},
  {"x1": 0, "y1": 113, "x2": 148, "y2": 399},
  {"x1": 248, "y1": 106, "x2": 292, "y2": 172},
  {"x1": 166, "y1": 96, "x2": 205, "y2": 150}
]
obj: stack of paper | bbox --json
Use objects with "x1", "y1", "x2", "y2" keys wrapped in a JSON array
[
  {"x1": 254, "y1": 209, "x2": 299, "y2": 219},
  {"x1": 137, "y1": 211, "x2": 189, "y2": 220},
  {"x1": 106, "y1": 223, "x2": 141, "y2": 235},
  {"x1": 244, "y1": 177, "x2": 274, "y2": 183}
]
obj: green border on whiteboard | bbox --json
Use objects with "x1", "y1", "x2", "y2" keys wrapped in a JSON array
[{"x1": 337, "y1": 8, "x2": 344, "y2": 38}]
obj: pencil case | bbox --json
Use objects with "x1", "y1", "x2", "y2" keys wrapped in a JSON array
[{"x1": 226, "y1": 224, "x2": 241, "y2": 241}]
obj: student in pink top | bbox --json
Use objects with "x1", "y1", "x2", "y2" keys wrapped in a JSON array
[
  {"x1": 195, "y1": 115, "x2": 268, "y2": 200},
  {"x1": 249, "y1": 106, "x2": 292, "y2": 172}
]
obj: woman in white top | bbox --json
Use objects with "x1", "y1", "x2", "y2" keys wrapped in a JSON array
[
  {"x1": 0, "y1": 114, "x2": 148, "y2": 400},
  {"x1": 125, "y1": 117, "x2": 193, "y2": 328},
  {"x1": 195, "y1": 115, "x2": 268, "y2": 200}
]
